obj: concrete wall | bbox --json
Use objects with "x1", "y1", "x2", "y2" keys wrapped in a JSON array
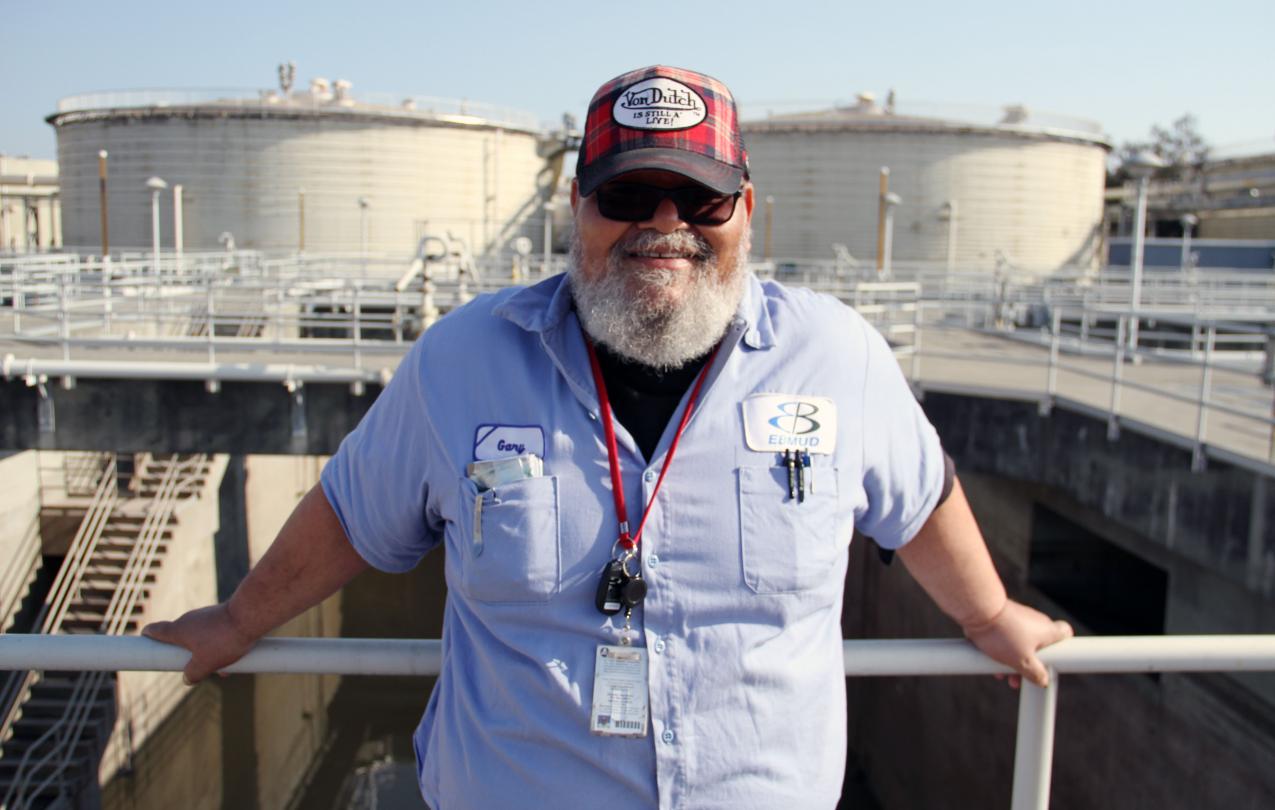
[
  {"x1": 100, "y1": 455, "x2": 227, "y2": 786},
  {"x1": 99, "y1": 455, "x2": 339, "y2": 810},
  {"x1": 841, "y1": 393, "x2": 1275, "y2": 808},
  {"x1": 0, "y1": 451, "x2": 41, "y2": 631}
]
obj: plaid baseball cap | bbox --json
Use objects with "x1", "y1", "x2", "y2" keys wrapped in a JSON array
[{"x1": 576, "y1": 65, "x2": 748, "y2": 197}]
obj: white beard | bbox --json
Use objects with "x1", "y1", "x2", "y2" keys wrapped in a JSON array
[{"x1": 568, "y1": 228, "x2": 750, "y2": 370}]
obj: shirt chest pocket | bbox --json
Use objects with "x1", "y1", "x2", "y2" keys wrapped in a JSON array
[
  {"x1": 737, "y1": 465, "x2": 842, "y2": 594},
  {"x1": 457, "y1": 476, "x2": 561, "y2": 603}
]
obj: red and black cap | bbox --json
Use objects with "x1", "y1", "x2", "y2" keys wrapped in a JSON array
[{"x1": 576, "y1": 65, "x2": 749, "y2": 197}]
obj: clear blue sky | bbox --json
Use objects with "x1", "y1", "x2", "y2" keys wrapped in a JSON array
[{"x1": 2, "y1": 0, "x2": 1272, "y2": 160}]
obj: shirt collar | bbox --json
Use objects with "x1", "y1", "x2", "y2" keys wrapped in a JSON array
[{"x1": 494, "y1": 272, "x2": 777, "y2": 351}]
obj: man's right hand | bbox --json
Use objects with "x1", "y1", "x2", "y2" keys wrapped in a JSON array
[{"x1": 142, "y1": 603, "x2": 258, "y2": 685}]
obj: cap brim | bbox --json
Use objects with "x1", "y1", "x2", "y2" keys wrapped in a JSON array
[{"x1": 578, "y1": 147, "x2": 745, "y2": 196}]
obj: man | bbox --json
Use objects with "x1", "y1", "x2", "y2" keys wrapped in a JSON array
[{"x1": 145, "y1": 65, "x2": 1072, "y2": 809}]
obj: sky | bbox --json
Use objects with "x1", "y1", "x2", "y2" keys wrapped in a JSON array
[{"x1": 2, "y1": 0, "x2": 1272, "y2": 161}]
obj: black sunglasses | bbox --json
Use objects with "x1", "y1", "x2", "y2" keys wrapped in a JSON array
[{"x1": 593, "y1": 182, "x2": 742, "y2": 226}]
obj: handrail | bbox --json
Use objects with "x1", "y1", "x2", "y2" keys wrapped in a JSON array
[{"x1": 0, "y1": 634, "x2": 1272, "y2": 810}]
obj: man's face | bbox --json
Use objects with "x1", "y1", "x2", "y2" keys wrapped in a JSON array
[{"x1": 568, "y1": 169, "x2": 756, "y2": 368}]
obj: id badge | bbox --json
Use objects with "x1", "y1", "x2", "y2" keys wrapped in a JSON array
[{"x1": 589, "y1": 644, "x2": 649, "y2": 737}]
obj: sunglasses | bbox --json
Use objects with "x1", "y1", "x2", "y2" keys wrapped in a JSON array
[{"x1": 593, "y1": 182, "x2": 742, "y2": 226}]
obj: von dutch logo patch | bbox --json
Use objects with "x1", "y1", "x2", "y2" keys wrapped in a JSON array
[
  {"x1": 473, "y1": 424, "x2": 546, "y2": 461},
  {"x1": 612, "y1": 77, "x2": 707, "y2": 131},
  {"x1": 742, "y1": 394, "x2": 837, "y2": 455}
]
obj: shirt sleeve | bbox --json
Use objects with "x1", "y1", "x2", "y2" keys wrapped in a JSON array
[
  {"x1": 852, "y1": 318, "x2": 946, "y2": 549},
  {"x1": 320, "y1": 338, "x2": 448, "y2": 572}
]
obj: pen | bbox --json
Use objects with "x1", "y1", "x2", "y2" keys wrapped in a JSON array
[{"x1": 785, "y1": 449, "x2": 797, "y2": 499}]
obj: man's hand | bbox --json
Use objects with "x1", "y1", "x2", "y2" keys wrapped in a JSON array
[
  {"x1": 962, "y1": 599, "x2": 1073, "y2": 688},
  {"x1": 143, "y1": 603, "x2": 258, "y2": 685}
]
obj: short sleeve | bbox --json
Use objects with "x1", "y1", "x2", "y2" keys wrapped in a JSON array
[
  {"x1": 320, "y1": 339, "x2": 448, "y2": 572},
  {"x1": 852, "y1": 320, "x2": 945, "y2": 549}
]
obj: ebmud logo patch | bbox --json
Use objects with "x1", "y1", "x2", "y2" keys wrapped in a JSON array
[
  {"x1": 612, "y1": 78, "x2": 707, "y2": 131},
  {"x1": 743, "y1": 394, "x2": 837, "y2": 454},
  {"x1": 768, "y1": 402, "x2": 821, "y2": 435}
]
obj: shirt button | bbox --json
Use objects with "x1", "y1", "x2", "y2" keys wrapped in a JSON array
[
  {"x1": 661, "y1": 729, "x2": 675, "y2": 744},
  {"x1": 643, "y1": 470, "x2": 656, "y2": 482},
  {"x1": 647, "y1": 554, "x2": 660, "y2": 568},
  {"x1": 653, "y1": 639, "x2": 666, "y2": 654}
]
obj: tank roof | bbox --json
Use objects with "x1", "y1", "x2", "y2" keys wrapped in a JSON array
[
  {"x1": 47, "y1": 87, "x2": 542, "y2": 135},
  {"x1": 742, "y1": 96, "x2": 1110, "y2": 148}
]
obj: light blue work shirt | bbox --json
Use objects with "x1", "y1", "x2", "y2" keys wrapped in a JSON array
[{"x1": 321, "y1": 272, "x2": 944, "y2": 809}]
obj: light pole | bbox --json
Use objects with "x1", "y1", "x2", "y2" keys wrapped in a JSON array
[
  {"x1": 173, "y1": 184, "x2": 184, "y2": 266},
  {"x1": 763, "y1": 195, "x2": 774, "y2": 261},
  {"x1": 1123, "y1": 150, "x2": 1165, "y2": 353},
  {"x1": 875, "y1": 167, "x2": 891, "y2": 277},
  {"x1": 357, "y1": 196, "x2": 370, "y2": 276},
  {"x1": 298, "y1": 188, "x2": 306, "y2": 253},
  {"x1": 881, "y1": 192, "x2": 902, "y2": 280},
  {"x1": 939, "y1": 200, "x2": 958, "y2": 274},
  {"x1": 146, "y1": 176, "x2": 168, "y2": 273},
  {"x1": 1180, "y1": 213, "x2": 1199, "y2": 273},
  {"x1": 98, "y1": 150, "x2": 110, "y2": 260}
]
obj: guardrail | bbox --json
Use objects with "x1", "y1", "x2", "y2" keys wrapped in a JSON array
[
  {"x1": 1, "y1": 633, "x2": 1272, "y2": 810},
  {"x1": 3, "y1": 253, "x2": 1273, "y2": 469}
]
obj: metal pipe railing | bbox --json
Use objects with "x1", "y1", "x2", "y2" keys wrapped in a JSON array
[{"x1": 1, "y1": 634, "x2": 1273, "y2": 810}]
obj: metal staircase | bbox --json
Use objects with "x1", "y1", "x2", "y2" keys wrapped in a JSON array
[{"x1": 0, "y1": 453, "x2": 211, "y2": 810}]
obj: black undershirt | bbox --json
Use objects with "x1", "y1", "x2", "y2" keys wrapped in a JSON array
[{"x1": 593, "y1": 342, "x2": 711, "y2": 461}]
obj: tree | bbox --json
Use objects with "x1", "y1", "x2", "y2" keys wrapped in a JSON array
[{"x1": 1111, "y1": 114, "x2": 1211, "y2": 184}]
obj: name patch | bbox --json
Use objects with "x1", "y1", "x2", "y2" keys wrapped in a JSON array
[
  {"x1": 612, "y1": 77, "x2": 707, "y2": 131},
  {"x1": 473, "y1": 424, "x2": 546, "y2": 461},
  {"x1": 742, "y1": 394, "x2": 837, "y2": 454}
]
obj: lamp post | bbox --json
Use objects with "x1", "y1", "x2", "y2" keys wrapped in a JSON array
[
  {"x1": 763, "y1": 195, "x2": 774, "y2": 262},
  {"x1": 298, "y1": 188, "x2": 306, "y2": 253},
  {"x1": 1180, "y1": 213, "x2": 1199, "y2": 273},
  {"x1": 1123, "y1": 150, "x2": 1166, "y2": 353},
  {"x1": 357, "y1": 196, "x2": 370, "y2": 276},
  {"x1": 939, "y1": 200, "x2": 958, "y2": 274},
  {"x1": 875, "y1": 167, "x2": 891, "y2": 277},
  {"x1": 173, "y1": 184, "x2": 184, "y2": 267},
  {"x1": 146, "y1": 176, "x2": 168, "y2": 273},
  {"x1": 881, "y1": 192, "x2": 902, "y2": 280},
  {"x1": 98, "y1": 151, "x2": 110, "y2": 260}
]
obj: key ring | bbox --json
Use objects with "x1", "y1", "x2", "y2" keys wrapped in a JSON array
[{"x1": 620, "y1": 551, "x2": 641, "y2": 580}]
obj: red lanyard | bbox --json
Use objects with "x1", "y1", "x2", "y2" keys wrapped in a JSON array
[{"x1": 585, "y1": 339, "x2": 718, "y2": 553}]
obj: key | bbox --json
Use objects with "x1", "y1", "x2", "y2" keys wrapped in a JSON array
[
  {"x1": 595, "y1": 559, "x2": 626, "y2": 615},
  {"x1": 620, "y1": 574, "x2": 647, "y2": 610}
]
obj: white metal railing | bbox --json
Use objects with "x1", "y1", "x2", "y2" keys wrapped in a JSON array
[
  {"x1": 3, "y1": 254, "x2": 1273, "y2": 468},
  {"x1": 0, "y1": 634, "x2": 1271, "y2": 810}
]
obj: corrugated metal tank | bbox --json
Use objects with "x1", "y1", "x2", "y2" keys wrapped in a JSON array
[
  {"x1": 742, "y1": 99, "x2": 1110, "y2": 273},
  {"x1": 49, "y1": 88, "x2": 552, "y2": 255}
]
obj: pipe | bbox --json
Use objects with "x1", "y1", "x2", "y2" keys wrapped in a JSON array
[
  {"x1": 2, "y1": 635, "x2": 1274, "y2": 676},
  {"x1": 875, "y1": 167, "x2": 890, "y2": 275},
  {"x1": 1, "y1": 354, "x2": 390, "y2": 385}
]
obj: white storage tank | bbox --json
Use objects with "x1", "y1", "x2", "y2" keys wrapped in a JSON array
[
  {"x1": 742, "y1": 94, "x2": 1111, "y2": 274},
  {"x1": 49, "y1": 77, "x2": 554, "y2": 256}
]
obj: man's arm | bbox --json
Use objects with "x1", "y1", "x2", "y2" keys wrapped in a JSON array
[
  {"x1": 143, "y1": 484, "x2": 369, "y2": 684},
  {"x1": 896, "y1": 477, "x2": 1073, "y2": 687}
]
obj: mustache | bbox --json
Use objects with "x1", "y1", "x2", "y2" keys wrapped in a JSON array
[{"x1": 611, "y1": 229, "x2": 714, "y2": 262}]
